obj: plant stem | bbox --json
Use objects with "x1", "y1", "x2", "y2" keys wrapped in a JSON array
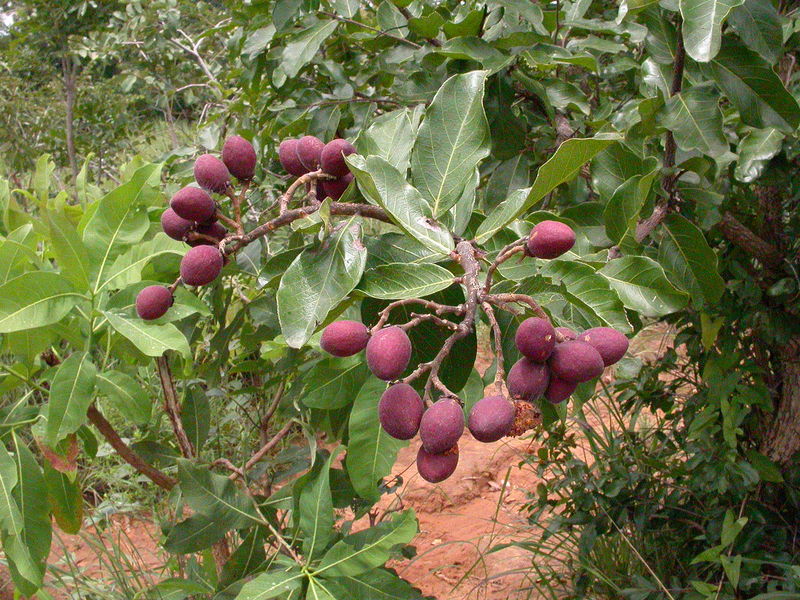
[{"x1": 155, "y1": 355, "x2": 195, "y2": 459}]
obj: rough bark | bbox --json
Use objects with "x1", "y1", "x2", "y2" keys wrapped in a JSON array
[{"x1": 762, "y1": 337, "x2": 800, "y2": 465}]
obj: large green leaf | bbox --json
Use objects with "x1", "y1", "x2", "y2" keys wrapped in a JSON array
[
  {"x1": 103, "y1": 311, "x2": 191, "y2": 358},
  {"x1": 658, "y1": 83, "x2": 728, "y2": 157},
  {"x1": 177, "y1": 460, "x2": 262, "y2": 528},
  {"x1": 181, "y1": 388, "x2": 210, "y2": 453},
  {"x1": 163, "y1": 513, "x2": 229, "y2": 553},
  {"x1": 0, "y1": 443, "x2": 22, "y2": 535},
  {"x1": 0, "y1": 224, "x2": 38, "y2": 284},
  {"x1": 680, "y1": 0, "x2": 744, "y2": 62},
  {"x1": 348, "y1": 155, "x2": 453, "y2": 255},
  {"x1": 236, "y1": 566, "x2": 305, "y2": 600},
  {"x1": 277, "y1": 221, "x2": 367, "y2": 349},
  {"x1": 313, "y1": 509, "x2": 417, "y2": 577},
  {"x1": 599, "y1": 256, "x2": 689, "y2": 317},
  {"x1": 45, "y1": 352, "x2": 97, "y2": 446},
  {"x1": 302, "y1": 358, "x2": 369, "y2": 410},
  {"x1": 658, "y1": 214, "x2": 725, "y2": 306},
  {"x1": 411, "y1": 71, "x2": 490, "y2": 216},
  {"x1": 300, "y1": 449, "x2": 338, "y2": 559},
  {"x1": 704, "y1": 37, "x2": 800, "y2": 132},
  {"x1": 357, "y1": 263, "x2": 455, "y2": 300},
  {"x1": 218, "y1": 528, "x2": 267, "y2": 589},
  {"x1": 356, "y1": 107, "x2": 423, "y2": 174},
  {"x1": 728, "y1": 0, "x2": 782, "y2": 63},
  {"x1": 96, "y1": 371, "x2": 152, "y2": 425},
  {"x1": 345, "y1": 378, "x2": 406, "y2": 502},
  {"x1": 82, "y1": 163, "x2": 160, "y2": 295},
  {"x1": 43, "y1": 463, "x2": 83, "y2": 534},
  {"x1": 338, "y1": 568, "x2": 426, "y2": 600},
  {"x1": 96, "y1": 233, "x2": 183, "y2": 294},
  {"x1": 603, "y1": 168, "x2": 659, "y2": 248},
  {"x1": 46, "y1": 212, "x2": 90, "y2": 291},
  {"x1": 0, "y1": 272, "x2": 83, "y2": 333},
  {"x1": 474, "y1": 134, "x2": 621, "y2": 243},
  {"x1": 278, "y1": 20, "x2": 339, "y2": 80},
  {"x1": 734, "y1": 127, "x2": 783, "y2": 183}
]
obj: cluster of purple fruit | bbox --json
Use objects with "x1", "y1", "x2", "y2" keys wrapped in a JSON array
[
  {"x1": 318, "y1": 311, "x2": 628, "y2": 484},
  {"x1": 277, "y1": 135, "x2": 355, "y2": 199}
]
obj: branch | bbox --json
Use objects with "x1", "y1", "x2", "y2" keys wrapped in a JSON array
[
  {"x1": 87, "y1": 405, "x2": 177, "y2": 490},
  {"x1": 155, "y1": 356, "x2": 196, "y2": 459},
  {"x1": 482, "y1": 301, "x2": 506, "y2": 395},
  {"x1": 238, "y1": 420, "x2": 295, "y2": 479},
  {"x1": 717, "y1": 211, "x2": 785, "y2": 271},
  {"x1": 320, "y1": 11, "x2": 423, "y2": 48},
  {"x1": 373, "y1": 298, "x2": 464, "y2": 333}
]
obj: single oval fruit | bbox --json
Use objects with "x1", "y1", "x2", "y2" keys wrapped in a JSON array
[
  {"x1": 322, "y1": 172, "x2": 354, "y2": 200},
  {"x1": 468, "y1": 395, "x2": 515, "y2": 443},
  {"x1": 295, "y1": 135, "x2": 325, "y2": 171},
  {"x1": 180, "y1": 245, "x2": 224, "y2": 286},
  {"x1": 365, "y1": 326, "x2": 411, "y2": 381},
  {"x1": 556, "y1": 326, "x2": 578, "y2": 341},
  {"x1": 278, "y1": 139, "x2": 308, "y2": 176},
  {"x1": 545, "y1": 376, "x2": 577, "y2": 404},
  {"x1": 548, "y1": 340, "x2": 604, "y2": 383},
  {"x1": 507, "y1": 358, "x2": 550, "y2": 401},
  {"x1": 222, "y1": 135, "x2": 257, "y2": 180},
  {"x1": 419, "y1": 397, "x2": 464, "y2": 454},
  {"x1": 526, "y1": 220, "x2": 576, "y2": 259},
  {"x1": 170, "y1": 186, "x2": 216, "y2": 223},
  {"x1": 577, "y1": 327, "x2": 629, "y2": 366},
  {"x1": 379, "y1": 383, "x2": 424, "y2": 440},
  {"x1": 320, "y1": 138, "x2": 356, "y2": 177},
  {"x1": 417, "y1": 445, "x2": 459, "y2": 483},
  {"x1": 135, "y1": 285, "x2": 173, "y2": 320},
  {"x1": 515, "y1": 317, "x2": 556, "y2": 362},
  {"x1": 194, "y1": 154, "x2": 230, "y2": 193},
  {"x1": 320, "y1": 320, "x2": 369, "y2": 357},
  {"x1": 161, "y1": 208, "x2": 194, "y2": 241}
]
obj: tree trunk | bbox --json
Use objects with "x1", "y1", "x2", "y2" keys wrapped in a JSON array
[
  {"x1": 761, "y1": 336, "x2": 800, "y2": 465},
  {"x1": 61, "y1": 56, "x2": 78, "y2": 187}
]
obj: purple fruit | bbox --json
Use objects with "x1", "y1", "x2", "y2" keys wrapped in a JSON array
[
  {"x1": 161, "y1": 208, "x2": 194, "y2": 241},
  {"x1": 135, "y1": 285, "x2": 173, "y2": 320},
  {"x1": 180, "y1": 245, "x2": 224, "y2": 286},
  {"x1": 322, "y1": 172, "x2": 354, "y2": 200},
  {"x1": 526, "y1": 220, "x2": 576, "y2": 259},
  {"x1": 545, "y1": 376, "x2": 577, "y2": 404},
  {"x1": 507, "y1": 358, "x2": 550, "y2": 401},
  {"x1": 320, "y1": 320, "x2": 369, "y2": 357},
  {"x1": 417, "y1": 445, "x2": 459, "y2": 483},
  {"x1": 577, "y1": 327, "x2": 629, "y2": 366},
  {"x1": 194, "y1": 154, "x2": 230, "y2": 193},
  {"x1": 419, "y1": 397, "x2": 464, "y2": 454},
  {"x1": 365, "y1": 326, "x2": 411, "y2": 381},
  {"x1": 295, "y1": 135, "x2": 324, "y2": 171},
  {"x1": 548, "y1": 340, "x2": 604, "y2": 383},
  {"x1": 379, "y1": 383, "x2": 424, "y2": 440},
  {"x1": 189, "y1": 221, "x2": 228, "y2": 247},
  {"x1": 170, "y1": 186, "x2": 216, "y2": 223},
  {"x1": 556, "y1": 327, "x2": 578, "y2": 341},
  {"x1": 320, "y1": 138, "x2": 356, "y2": 177},
  {"x1": 222, "y1": 135, "x2": 257, "y2": 180},
  {"x1": 278, "y1": 139, "x2": 308, "y2": 176},
  {"x1": 468, "y1": 395, "x2": 515, "y2": 443},
  {"x1": 515, "y1": 317, "x2": 556, "y2": 362}
]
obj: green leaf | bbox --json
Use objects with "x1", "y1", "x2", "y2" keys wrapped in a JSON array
[
  {"x1": 0, "y1": 443, "x2": 22, "y2": 535},
  {"x1": 218, "y1": 528, "x2": 267, "y2": 589},
  {"x1": 177, "y1": 460, "x2": 262, "y2": 527},
  {"x1": 82, "y1": 163, "x2": 160, "y2": 295},
  {"x1": 277, "y1": 221, "x2": 367, "y2": 349},
  {"x1": 43, "y1": 463, "x2": 83, "y2": 534},
  {"x1": 603, "y1": 168, "x2": 659, "y2": 247},
  {"x1": 474, "y1": 134, "x2": 621, "y2": 243},
  {"x1": 46, "y1": 212, "x2": 90, "y2": 291},
  {"x1": 302, "y1": 358, "x2": 369, "y2": 410},
  {"x1": 728, "y1": 0, "x2": 782, "y2": 63},
  {"x1": 734, "y1": 127, "x2": 783, "y2": 182},
  {"x1": 236, "y1": 566, "x2": 305, "y2": 600},
  {"x1": 163, "y1": 512, "x2": 229, "y2": 553},
  {"x1": 347, "y1": 156, "x2": 453, "y2": 256},
  {"x1": 599, "y1": 256, "x2": 689, "y2": 317},
  {"x1": 356, "y1": 107, "x2": 422, "y2": 174},
  {"x1": 103, "y1": 311, "x2": 191, "y2": 358},
  {"x1": 345, "y1": 378, "x2": 406, "y2": 502},
  {"x1": 680, "y1": 0, "x2": 744, "y2": 62},
  {"x1": 658, "y1": 214, "x2": 725, "y2": 305},
  {"x1": 411, "y1": 71, "x2": 490, "y2": 216},
  {"x1": 357, "y1": 263, "x2": 455, "y2": 300},
  {"x1": 658, "y1": 83, "x2": 728, "y2": 157},
  {"x1": 279, "y1": 21, "x2": 339, "y2": 80},
  {"x1": 436, "y1": 38, "x2": 511, "y2": 73},
  {"x1": 0, "y1": 272, "x2": 82, "y2": 333},
  {"x1": 96, "y1": 233, "x2": 184, "y2": 294},
  {"x1": 0, "y1": 224, "x2": 38, "y2": 284},
  {"x1": 314, "y1": 509, "x2": 417, "y2": 577},
  {"x1": 339, "y1": 568, "x2": 426, "y2": 600},
  {"x1": 300, "y1": 448, "x2": 338, "y2": 559},
  {"x1": 45, "y1": 352, "x2": 97, "y2": 446},
  {"x1": 181, "y1": 388, "x2": 210, "y2": 453},
  {"x1": 331, "y1": 0, "x2": 359, "y2": 18},
  {"x1": 704, "y1": 37, "x2": 800, "y2": 132},
  {"x1": 96, "y1": 371, "x2": 152, "y2": 425},
  {"x1": 744, "y1": 449, "x2": 783, "y2": 483}
]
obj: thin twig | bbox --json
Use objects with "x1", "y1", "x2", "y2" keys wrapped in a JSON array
[
  {"x1": 155, "y1": 356, "x2": 195, "y2": 459},
  {"x1": 482, "y1": 302, "x2": 506, "y2": 395}
]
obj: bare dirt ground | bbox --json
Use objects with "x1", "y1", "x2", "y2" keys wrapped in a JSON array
[{"x1": 35, "y1": 324, "x2": 674, "y2": 600}]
